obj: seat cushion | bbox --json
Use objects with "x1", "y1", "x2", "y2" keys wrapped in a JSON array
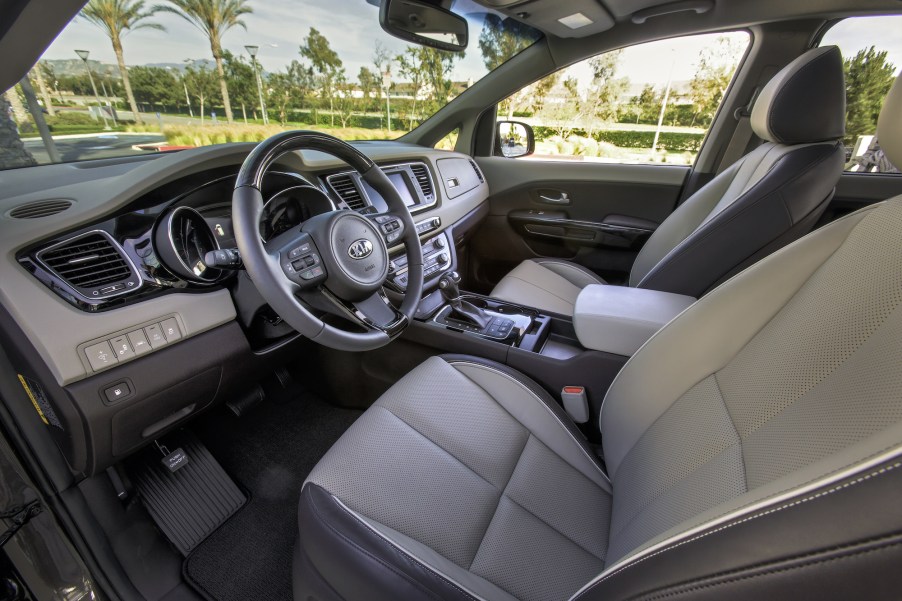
[
  {"x1": 297, "y1": 355, "x2": 612, "y2": 601},
  {"x1": 490, "y1": 259, "x2": 605, "y2": 315}
]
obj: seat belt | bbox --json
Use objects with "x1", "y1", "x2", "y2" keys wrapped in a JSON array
[{"x1": 717, "y1": 87, "x2": 762, "y2": 173}]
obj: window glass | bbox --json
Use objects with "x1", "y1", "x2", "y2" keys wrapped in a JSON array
[
  {"x1": 0, "y1": 0, "x2": 541, "y2": 170},
  {"x1": 820, "y1": 16, "x2": 902, "y2": 174},
  {"x1": 497, "y1": 31, "x2": 749, "y2": 165}
]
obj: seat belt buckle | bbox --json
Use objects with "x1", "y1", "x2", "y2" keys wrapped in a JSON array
[{"x1": 561, "y1": 386, "x2": 589, "y2": 424}]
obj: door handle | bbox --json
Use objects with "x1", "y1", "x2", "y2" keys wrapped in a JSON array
[{"x1": 538, "y1": 192, "x2": 570, "y2": 205}]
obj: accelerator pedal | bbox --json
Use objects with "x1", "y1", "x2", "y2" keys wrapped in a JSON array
[{"x1": 131, "y1": 431, "x2": 246, "y2": 555}]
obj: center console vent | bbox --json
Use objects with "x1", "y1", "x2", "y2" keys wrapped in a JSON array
[
  {"x1": 327, "y1": 173, "x2": 367, "y2": 211},
  {"x1": 37, "y1": 231, "x2": 141, "y2": 299},
  {"x1": 410, "y1": 163, "x2": 435, "y2": 200}
]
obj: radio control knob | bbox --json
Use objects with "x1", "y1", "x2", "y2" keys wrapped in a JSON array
[
  {"x1": 437, "y1": 252, "x2": 450, "y2": 265},
  {"x1": 431, "y1": 217, "x2": 441, "y2": 228},
  {"x1": 433, "y1": 237, "x2": 446, "y2": 249}
]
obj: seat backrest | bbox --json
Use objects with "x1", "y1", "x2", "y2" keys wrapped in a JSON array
[
  {"x1": 584, "y1": 72, "x2": 902, "y2": 601},
  {"x1": 627, "y1": 46, "x2": 846, "y2": 297}
]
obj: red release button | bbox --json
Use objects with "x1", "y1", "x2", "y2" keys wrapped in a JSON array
[{"x1": 563, "y1": 386, "x2": 584, "y2": 394}]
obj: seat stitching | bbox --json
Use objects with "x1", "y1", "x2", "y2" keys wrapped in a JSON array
[
  {"x1": 467, "y1": 434, "x2": 531, "y2": 571},
  {"x1": 572, "y1": 454, "x2": 902, "y2": 599},
  {"x1": 713, "y1": 373, "x2": 749, "y2": 495},
  {"x1": 535, "y1": 260, "x2": 604, "y2": 287},
  {"x1": 504, "y1": 482, "x2": 610, "y2": 563},
  {"x1": 376, "y1": 406, "x2": 502, "y2": 492},
  {"x1": 447, "y1": 361, "x2": 611, "y2": 485},
  {"x1": 637, "y1": 536, "x2": 902, "y2": 601}
]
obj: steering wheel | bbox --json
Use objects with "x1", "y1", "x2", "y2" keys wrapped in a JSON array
[{"x1": 232, "y1": 131, "x2": 424, "y2": 351}]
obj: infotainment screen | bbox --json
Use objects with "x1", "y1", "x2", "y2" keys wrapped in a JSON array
[{"x1": 360, "y1": 170, "x2": 417, "y2": 212}]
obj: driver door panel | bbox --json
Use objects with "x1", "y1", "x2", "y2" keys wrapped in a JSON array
[{"x1": 469, "y1": 157, "x2": 688, "y2": 291}]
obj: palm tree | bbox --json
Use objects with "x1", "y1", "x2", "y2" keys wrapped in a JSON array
[
  {"x1": 158, "y1": 0, "x2": 252, "y2": 124},
  {"x1": 81, "y1": 0, "x2": 164, "y2": 125}
]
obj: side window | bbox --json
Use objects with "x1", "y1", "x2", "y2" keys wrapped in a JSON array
[
  {"x1": 820, "y1": 16, "x2": 902, "y2": 175},
  {"x1": 497, "y1": 31, "x2": 749, "y2": 165}
]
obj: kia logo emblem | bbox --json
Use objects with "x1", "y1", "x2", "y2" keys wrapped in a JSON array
[{"x1": 348, "y1": 239, "x2": 374, "y2": 260}]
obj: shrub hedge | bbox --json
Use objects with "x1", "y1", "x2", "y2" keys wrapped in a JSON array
[{"x1": 533, "y1": 125, "x2": 704, "y2": 152}]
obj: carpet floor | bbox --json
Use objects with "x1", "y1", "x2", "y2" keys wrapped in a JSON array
[{"x1": 183, "y1": 393, "x2": 360, "y2": 601}]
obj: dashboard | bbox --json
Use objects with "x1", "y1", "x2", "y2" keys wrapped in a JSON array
[{"x1": 0, "y1": 141, "x2": 489, "y2": 474}]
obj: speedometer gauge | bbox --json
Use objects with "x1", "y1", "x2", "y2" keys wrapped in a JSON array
[{"x1": 260, "y1": 185, "x2": 335, "y2": 241}]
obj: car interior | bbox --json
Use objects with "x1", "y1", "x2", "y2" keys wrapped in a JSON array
[{"x1": 0, "y1": 0, "x2": 901, "y2": 599}]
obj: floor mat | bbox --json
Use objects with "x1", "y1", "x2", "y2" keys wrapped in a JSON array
[{"x1": 184, "y1": 393, "x2": 360, "y2": 601}]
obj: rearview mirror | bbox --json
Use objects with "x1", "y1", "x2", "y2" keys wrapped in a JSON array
[
  {"x1": 496, "y1": 121, "x2": 535, "y2": 158},
  {"x1": 380, "y1": 0, "x2": 468, "y2": 52}
]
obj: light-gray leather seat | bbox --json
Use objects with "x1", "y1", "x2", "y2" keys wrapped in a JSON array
[
  {"x1": 293, "y1": 72, "x2": 902, "y2": 600},
  {"x1": 491, "y1": 46, "x2": 847, "y2": 316}
]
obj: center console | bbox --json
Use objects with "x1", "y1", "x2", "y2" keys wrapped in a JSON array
[{"x1": 386, "y1": 217, "x2": 452, "y2": 291}]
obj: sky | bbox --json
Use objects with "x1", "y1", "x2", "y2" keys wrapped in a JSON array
[{"x1": 40, "y1": 3, "x2": 902, "y2": 87}]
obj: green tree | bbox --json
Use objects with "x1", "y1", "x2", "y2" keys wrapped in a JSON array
[
  {"x1": 396, "y1": 45, "x2": 461, "y2": 128},
  {"x1": 300, "y1": 27, "x2": 343, "y2": 126},
  {"x1": 478, "y1": 13, "x2": 538, "y2": 70},
  {"x1": 183, "y1": 61, "x2": 219, "y2": 123},
  {"x1": 128, "y1": 65, "x2": 180, "y2": 107},
  {"x1": 583, "y1": 51, "x2": 629, "y2": 134},
  {"x1": 358, "y1": 66, "x2": 379, "y2": 112},
  {"x1": 633, "y1": 84, "x2": 663, "y2": 124},
  {"x1": 81, "y1": 0, "x2": 164, "y2": 124},
  {"x1": 223, "y1": 51, "x2": 257, "y2": 121},
  {"x1": 687, "y1": 35, "x2": 745, "y2": 127},
  {"x1": 267, "y1": 60, "x2": 313, "y2": 124},
  {"x1": 159, "y1": 0, "x2": 252, "y2": 124},
  {"x1": 844, "y1": 47, "x2": 897, "y2": 140}
]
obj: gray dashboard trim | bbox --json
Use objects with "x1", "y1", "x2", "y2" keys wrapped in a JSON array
[{"x1": 0, "y1": 142, "x2": 487, "y2": 386}]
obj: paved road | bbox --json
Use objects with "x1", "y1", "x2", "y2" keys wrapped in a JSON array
[{"x1": 24, "y1": 132, "x2": 166, "y2": 164}]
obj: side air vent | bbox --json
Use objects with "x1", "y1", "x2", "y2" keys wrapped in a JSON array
[
  {"x1": 327, "y1": 173, "x2": 367, "y2": 211},
  {"x1": 38, "y1": 231, "x2": 140, "y2": 299},
  {"x1": 469, "y1": 160, "x2": 485, "y2": 183},
  {"x1": 8, "y1": 199, "x2": 73, "y2": 219},
  {"x1": 410, "y1": 163, "x2": 435, "y2": 200}
]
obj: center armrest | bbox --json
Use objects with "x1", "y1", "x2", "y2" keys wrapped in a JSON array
[{"x1": 573, "y1": 285, "x2": 695, "y2": 356}]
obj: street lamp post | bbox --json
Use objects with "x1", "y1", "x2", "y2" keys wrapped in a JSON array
[
  {"x1": 245, "y1": 45, "x2": 269, "y2": 125},
  {"x1": 167, "y1": 66, "x2": 193, "y2": 118},
  {"x1": 74, "y1": 49, "x2": 110, "y2": 130}
]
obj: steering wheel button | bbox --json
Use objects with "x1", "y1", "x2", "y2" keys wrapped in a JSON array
[
  {"x1": 289, "y1": 247, "x2": 303, "y2": 259},
  {"x1": 291, "y1": 259, "x2": 306, "y2": 271}
]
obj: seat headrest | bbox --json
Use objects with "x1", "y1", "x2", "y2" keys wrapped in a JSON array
[
  {"x1": 751, "y1": 46, "x2": 845, "y2": 144},
  {"x1": 876, "y1": 72, "x2": 902, "y2": 171}
]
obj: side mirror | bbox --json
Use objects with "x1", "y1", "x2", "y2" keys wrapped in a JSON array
[
  {"x1": 496, "y1": 121, "x2": 535, "y2": 158},
  {"x1": 379, "y1": 0, "x2": 468, "y2": 52}
]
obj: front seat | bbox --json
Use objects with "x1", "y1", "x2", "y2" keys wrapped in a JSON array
[
  {"x1": 491, "y1": 46, "x2": 846, "y2": 315},
  {"x1": 293, "y1": 75, "x2": 902, "y2": 600}
]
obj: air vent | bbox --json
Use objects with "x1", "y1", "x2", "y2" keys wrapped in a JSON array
[
  {"x1": 469, "y1": 160, "x2": 485, "y2": 183},
  {"x1": 410, "y1": 164, "x2": 435, "y2": 199},
  {"x1": 38, "y1": 232, "x2": 139, "y2": 299},
  {"x1": 327, "y1": 174, "x2": 367, "y2": 211},
  {"x1": 8, "y1": 199, "x2": 73, "y2": 219}
]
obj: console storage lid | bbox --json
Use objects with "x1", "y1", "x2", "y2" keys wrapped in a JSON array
[{"x1": 573, "y1": 285, "x2": 695, "y2": 356}]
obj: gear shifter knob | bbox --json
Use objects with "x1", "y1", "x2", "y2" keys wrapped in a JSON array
[{"x1": 439, "y1": 271, "x2": 462, "y2": 301}]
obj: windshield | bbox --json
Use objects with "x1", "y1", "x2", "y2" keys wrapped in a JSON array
[{"x1": 0, "y1": 0, "x2": 540, "y2": 170}]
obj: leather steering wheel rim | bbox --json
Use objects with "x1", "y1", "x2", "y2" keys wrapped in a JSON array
[{"x1": 232, "y1": 130, "x2": 424, "y2": 351}]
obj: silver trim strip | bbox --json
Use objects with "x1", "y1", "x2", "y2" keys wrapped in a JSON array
[
  {"x1": 35, "y1": 229, "x2": 144, "y2": 301},
  {"x1": 570, "y1": 443, "x2": 902, "y2": 599}
]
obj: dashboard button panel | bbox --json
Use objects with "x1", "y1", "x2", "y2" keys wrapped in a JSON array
[{"x1": 78, "y1": 315, "x2": 185, "y2": 374}]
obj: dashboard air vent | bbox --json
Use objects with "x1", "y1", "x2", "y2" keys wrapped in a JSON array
[
  {"x1": 410, "y1": 164, "x2": 434, "y2": 199},
  {"x1": 328, "y1": 174, "x2": 367, "y2": 211},
  {"x1": 469, "y1": 160, "x2": 485, "y2": 183},
  {"x1": 8, "y1": 199, "x2": 73, "y2": 219},
  {"x1": 39, "y1": 232, "x2": 138, "y2": 298}
]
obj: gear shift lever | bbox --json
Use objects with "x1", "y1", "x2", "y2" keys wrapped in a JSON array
[{"x1": 439, "y1": 271, "x2": 491, "y2": 330}]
